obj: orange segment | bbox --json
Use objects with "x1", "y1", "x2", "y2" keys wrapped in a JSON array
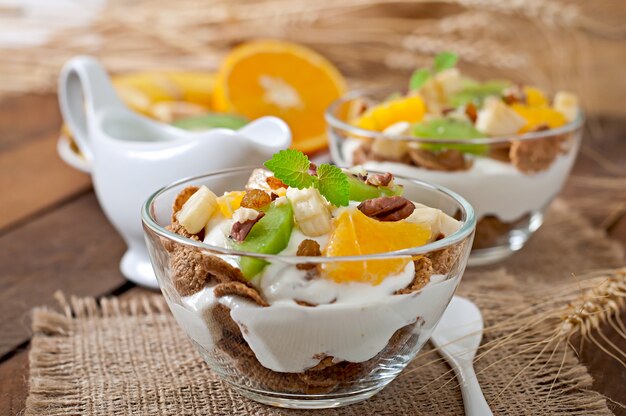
[
  {"x1": 216, "y1": 191, "x2": 245, "y2": 218},
  {"x1": 322, "y1": 210, "x2": 431, "y2": 285},
  {"x1": 511, "y1": 103, "x2": 566, "y2": 133},
  {"x1": 354, "y1": 96, "x2": 425, "y2": 132},
  {"x1": 523, "y1": 86, "x2": 548, "y2": 107},
  {"x1": 213, "y1": 40, "x2": 346, "y2": 154}
]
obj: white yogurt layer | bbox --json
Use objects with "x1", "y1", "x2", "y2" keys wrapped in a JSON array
[
  {"x1": 178, "y1": 270, "x2": 459, "y2": 373},
  {"x1": 169, "y1": 203, "x2": 464, "y2": 373},
  {"x1": 343, "y1": 139, "x2": 579, "y2": 221}
]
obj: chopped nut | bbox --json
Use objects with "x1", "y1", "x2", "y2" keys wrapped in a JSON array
[
  {"x1": 366, "y1": 172, "x2": 394, "y2": 187},
  {"x1": 503, "y1": 84, "x2": 526, "y2": 105},
  {"x1": 230, "y1": 211, "x2": 265, "y2": 242},
  {"x1": 245, "y1": 168, "x2": 272, "y2": 192},
  {"x1": 296, "y1": 239, "x2": 321, "y2": 270},
  {"x1": 357, "y1": 196, "x2": 415, "y2": 222},
  {"x1": 309, "y1": 162, "x2": 318, "y2": 176},
  {"x1": 241, "y1": 189, "x2": 271, "y2": 209}
]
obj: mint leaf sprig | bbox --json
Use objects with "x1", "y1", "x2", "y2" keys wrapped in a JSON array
[
  {"x1": 264, "y1": 149, "x2": 349, "y2": 207},
  {"x1": 409, "y1": 51, "x2": 459, "y2": 91}
]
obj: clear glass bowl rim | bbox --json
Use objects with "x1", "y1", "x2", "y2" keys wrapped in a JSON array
[
  {"x1": 141, "y1": 166, "x2": 476, "y2": 264},
  {"x1": 325, "y1": 88, "x2": 585, "y2": 145}
]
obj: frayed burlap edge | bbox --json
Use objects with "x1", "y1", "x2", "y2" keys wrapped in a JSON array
[{"x1": 25, "y1": 294, "x2": 171, "y2": 416}]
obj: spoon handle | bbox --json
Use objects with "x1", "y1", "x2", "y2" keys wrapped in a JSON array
[{"x1": 457, "y1": 363, "x2": 493, "y2": 416}]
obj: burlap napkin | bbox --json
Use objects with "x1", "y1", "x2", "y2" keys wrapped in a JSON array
[{"x1": 25, "y1": 201, "x2": 624, "y2": 415}]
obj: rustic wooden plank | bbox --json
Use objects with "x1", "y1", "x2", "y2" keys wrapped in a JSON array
[
  {"x1": 0, "y1": 93, "x2": 61, "y2": 151},
  {"x1": 0, "y1": 349, "x2": 29, "y2": 416},
  {"x1": 0, "y1": 192, "x2": 128, "y2": 357},
  {"x1": 608, "y1": 215, "x2": 626, "y2": 249},
  {"x1": 0, "y1": 132, "x2": 92, "y2": 232}
]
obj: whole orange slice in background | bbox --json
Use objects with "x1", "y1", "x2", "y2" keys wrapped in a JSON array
[
  {"x1": 213, "y1": 40, "x2": 347, "y2": 154},
  {"x1": 322, "y1": 209, "x2": 431, "y2": 285}
]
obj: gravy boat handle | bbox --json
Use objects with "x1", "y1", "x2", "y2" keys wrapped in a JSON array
[
  {"x1": 58, "y1": 55, "x2": 125, "y2": 164},
  {"x1": 238, "y1": 116, "x2": 292, "y2": 156}
]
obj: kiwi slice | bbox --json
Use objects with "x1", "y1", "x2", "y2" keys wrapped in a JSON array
[
  {"x1": 347, "y1": 174, "x2": 403, "y2": 202},
  {"x1": 172, "y1": 113, "x2": 249, "y2": 130},
  {"x1": 449, "y1": 80, "x2": 510, "y2": 107},
  {"x1": 412, "y1": 118, "x2": 486, "y2": 155},
  {"x1": 236, "y1": 201, "x2": 294, "y2": 279}
]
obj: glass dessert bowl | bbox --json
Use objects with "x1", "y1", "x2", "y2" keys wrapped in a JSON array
[
  {"x1": 142, "y1": 157, "x2": 475, "y2": 409},
  {"x1": 326, "y1": 55, "x2": 583, "y2": 265}
]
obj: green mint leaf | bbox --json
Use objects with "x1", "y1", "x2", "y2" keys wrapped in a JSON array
[
  {"x1": 264, "y1": 149, "x2": 314, "y2": 189},
  {"x1": 316, "y1": 164, "x2": 349, "y2": 207},
  {"x1": 409, "y1": 68, "x2": 431, "y2": 91},
  {"x1": 433, "y1": 51, "x2": 458, "y2": 73}
]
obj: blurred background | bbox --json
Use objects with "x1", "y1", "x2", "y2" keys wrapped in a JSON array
[{"x1": 0, "y1": 0, "x2": 624, "y2": 116}]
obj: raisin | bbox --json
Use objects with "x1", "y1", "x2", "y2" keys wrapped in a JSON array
[
  {"x1": 266, "y1": 176, "x2": 287, "y2": 190},
  {"x1": 241, "y1": 189, "x2": 271, "y2": 209},
  {"x1": 465, "y1": 102, "x2": 477, "y2": 123},
  {"x1": 296, "y1": 239, "x2": 321, "y2": 270}
]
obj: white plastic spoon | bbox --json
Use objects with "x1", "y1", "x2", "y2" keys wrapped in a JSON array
[{"x1": 431, "y1": 296, "x2": 493, "y2": 416}]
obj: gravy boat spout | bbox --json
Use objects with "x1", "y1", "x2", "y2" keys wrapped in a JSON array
[{"x1": 58, "y1": 55, "x2": 292, "y2": 288}]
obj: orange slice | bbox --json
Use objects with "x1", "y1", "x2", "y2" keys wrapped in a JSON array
[
  {"x1": 523, "y1": 86, "x2": 548, "y2": 107},
  {"x1": 113, "y1": 71, "x2": 216, "y2": 115},
  {"x1": 354, "y1": 96, "x2": 426, "y2": 132},
  {"x1": 322, "y1": 209, "x2": 431, "y2": 285},
  {"x1": 213, "y1": 40, "x2": 347, "y2": 154},
  {"x1": 511, "y1": 103, "x2": 566, "y2": 133}
]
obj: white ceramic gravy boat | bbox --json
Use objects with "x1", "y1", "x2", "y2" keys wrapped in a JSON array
[{"x1": 58, "y1": 56, "x2": 291, "y2": 288}]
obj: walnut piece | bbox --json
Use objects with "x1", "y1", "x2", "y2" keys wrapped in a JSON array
[
  {"x1": 230, "y1": 211, "x2": 265, "y2": 242},
  {"x1": 357, "y1": 196, "x2": 415, "y2": 222},
  {"x1": 366, "y1": 172, "x2": 394, "y2": 187}
]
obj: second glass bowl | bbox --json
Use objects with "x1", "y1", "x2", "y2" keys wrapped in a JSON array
[{"x1": 326, "y1": 90, "x2": 584, "y2": 265}]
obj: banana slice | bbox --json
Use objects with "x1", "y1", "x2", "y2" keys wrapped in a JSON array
[
  {"x1": 176, "y1": 185, "x2": 218, "y2": 234},
  {"x1": 286, "y1": 187, "x2": 332, "y2": 237},
  {"x1": 406, "y1": 203, "x2": 461, "y2": 241},
  {"x1": 476, "y1": 97, "x2": 526, "y2": 136},
  {"x1": 435, "y1": 68, "x2": 464, "y2": 99},
  {"x1": 371, "y1": 121, "x2": 411, "y2": 160},
  {"x1": 553, "y1": 91, "x2": 579, "y2": 122}
]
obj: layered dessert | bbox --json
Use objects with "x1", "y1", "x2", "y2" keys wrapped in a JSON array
[
  {"x1": 332, "y1": 52, "x2": 581, "y2": 251},
  {"x1": 160, "y1": 150, "x2": 469, "y2": 395}
]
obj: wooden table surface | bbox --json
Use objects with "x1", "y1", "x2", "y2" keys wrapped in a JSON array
[{"x1": 0, "y1": 94, "x2": 624, "y2": 415}]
